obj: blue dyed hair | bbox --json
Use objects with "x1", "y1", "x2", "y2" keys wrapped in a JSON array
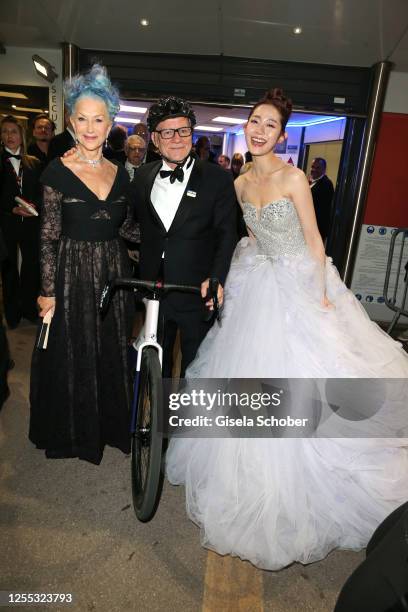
[{"x1": 64, "y1": 64, "x2": 120, "y2": 120}]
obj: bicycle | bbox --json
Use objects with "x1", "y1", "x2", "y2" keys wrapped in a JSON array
[{"x1": 100, "y1": 277, "x2": 220, "y2": 522}]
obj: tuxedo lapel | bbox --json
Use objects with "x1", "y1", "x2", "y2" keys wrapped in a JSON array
[
  {"x1": 145, "y1": 161, "x2": 167, "y2": 232},
  {"x1": 168, "y1": 159, "x2": 204, "y2": 235}
]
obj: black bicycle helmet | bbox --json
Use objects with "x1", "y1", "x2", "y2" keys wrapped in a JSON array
[{"x1": 147, "y1": 96, "x2": 196, "y2": 132}]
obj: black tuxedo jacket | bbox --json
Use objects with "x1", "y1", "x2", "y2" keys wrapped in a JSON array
[
  {"x1": 311, "y1": 174, "x2": 334, "y2": 241},
  {"x1": 47, "y1": 129, "x2": 75, "y2": 161},
  {"x1": 0, "y1": 151, "x2": 42, "y2": 217},
  {"x1": 128, "y1": 158, "x2": 237, "y2": 307}
]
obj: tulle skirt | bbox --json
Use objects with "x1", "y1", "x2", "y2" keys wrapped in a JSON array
[{"x1": 166, "y1": 238, "x2": 408, "y2": 570}]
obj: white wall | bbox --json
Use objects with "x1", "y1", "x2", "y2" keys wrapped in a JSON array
[
  {"x1": 304, "y1": 119, "x2": 346, "y2": 144},
  {"x1": 0, "y1": 46, "x2": 63, "y2": 131},
  {"x1": 384, "y1": 71, "x2": 408, "y2": 114}
]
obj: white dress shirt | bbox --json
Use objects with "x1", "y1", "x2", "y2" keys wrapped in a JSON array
[
  {"x1": 151, "y1": 157, "x2": 195, "y2": 232},
  {"x1": 5, "y1": 146, "x2": 22, "y2": 190}
]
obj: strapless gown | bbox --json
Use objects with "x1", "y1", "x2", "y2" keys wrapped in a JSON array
[{"x1": 166, "y1": 198, "x2": 408, "y2": 570}]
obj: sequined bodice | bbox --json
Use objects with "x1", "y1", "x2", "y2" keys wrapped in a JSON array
[{"x1": 243, "y1": 198, "x2": 308, "y2": 258}]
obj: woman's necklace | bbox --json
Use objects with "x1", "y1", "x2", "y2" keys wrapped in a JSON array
[{"x1": 76, "y1": 149, "x2": 103, "y2": 167}]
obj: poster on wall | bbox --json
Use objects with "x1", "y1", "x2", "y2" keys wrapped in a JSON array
[{"x1": 351, "y1": 224, "x2": 407, "y2": 322}]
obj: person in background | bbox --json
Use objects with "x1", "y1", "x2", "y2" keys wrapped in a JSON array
[
  {"x1": 230, "y1": 152, "x2": 244, "y2": 179},
  {"x1": 309, "y1": 157, "x2": 334, "y2": 243},
  {"x1": 124, "y1": 134, "x2": 147, "y2": 180},
  {"x1": 27, "y1": 114, "x2": 55, "y2": 166},
  {"x1": 47, "y1": 109, "x2": 76, "y2": 161},
  {"x1": 104, "y1": 124, "x2": 127, "y2": 164},
  {"x1": 195, "y1": 136, "x2": 215, "y2": 162},
  {"x1": 0, "y1": 115, "x2": 42, "y2": 328},
  {"x1": 124, "y1": 134, "x2": 145, "y2": 271},
  {"x1": 132, "y1": 122, "x2": 161, "y2": 163},
  {"x1": 240, "y1": 161, "x2": 253, "y2": 175},
  {"x1": 217, "y1": 154, "x2": 230, "y2": 170}
]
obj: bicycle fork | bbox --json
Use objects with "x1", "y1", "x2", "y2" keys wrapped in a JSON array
[{"x1": 130, "y1": 298, "x2": 163, "y2": 433}]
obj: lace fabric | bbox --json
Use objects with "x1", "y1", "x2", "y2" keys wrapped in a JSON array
[{"x1": 30, "y1": 160, "x2": 136, "y2": 464}]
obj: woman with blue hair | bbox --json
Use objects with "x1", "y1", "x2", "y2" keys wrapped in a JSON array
[{"x1": 30, "y1": 65, "x2": 138, "y2": 465}]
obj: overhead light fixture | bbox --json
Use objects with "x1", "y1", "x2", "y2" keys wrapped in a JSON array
[
  {"x1": 0, "y1": 91, "x2": 28, "y2": 100},
  {"x1": 140, "y1": 18, "x2": 149, "y2": 26},
  {"x1": 32, "y1": 54, "x2": 58, "y2": 83},
  {"x1": 2, "y1": 113, "x2": 28, "y2": 120},
  {"x1": 293, "y1": 26, "x2": 302, "y2": 34},
  {"x1": 212, "y1": 116, "x2": 247, "y2": 125},
  {"x1": 114, "y1": 117, "x2": 141, "y2": 124},
  {"x1": 195, "y1": 125, "x2": 223, "y2": 132},
  {"x1": 11, "y1": 104, "x2": 46, "y2": 113},
  {"x1": 119, "y1": 104, "x2": 148, "y2": 114},
  {"x1": 287, "y1": 116, "x2": 345, "y2": 127}
]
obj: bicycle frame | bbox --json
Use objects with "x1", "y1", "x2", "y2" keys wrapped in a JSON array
[
  {"x1": 133, "y1": 298, "x2": 163, "y2": 371},
  {"x1": 130, "y1": 298, "x2": 163, "y2": 434}
]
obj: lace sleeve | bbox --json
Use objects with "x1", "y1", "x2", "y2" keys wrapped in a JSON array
[
  {"x1": 119, "y1": 201, "x2": 140, "y2": 244},
  {"x1": 40, "y1": 185, "x2": 62, "y2": 297}
]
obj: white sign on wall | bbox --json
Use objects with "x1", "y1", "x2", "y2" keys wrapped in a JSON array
[{"x1": 351, "y1": 224, "x2": 407, "y2": 322}]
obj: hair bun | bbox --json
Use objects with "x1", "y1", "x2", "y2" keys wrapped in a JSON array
[{"x1": 248, "y1": 87, "x2": 293, "y2": 130}]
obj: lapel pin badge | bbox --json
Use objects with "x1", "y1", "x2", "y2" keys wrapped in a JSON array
[{"x1": 187, "y1": 190, "x2": 197, "y2": 198}]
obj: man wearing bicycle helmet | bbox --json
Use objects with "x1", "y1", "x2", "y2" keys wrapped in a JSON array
[{"x1": 129, "y1": 96, "x2": 237, "y2": 377}]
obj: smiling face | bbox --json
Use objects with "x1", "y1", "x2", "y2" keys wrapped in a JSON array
[
  {"x1": 244, "y1": 103, "x2": 287, "y2": 156},
  {"x1": 70, "y1": 96, "x2": 112, "y2": 152},
  {"x1": 151, "y1": 116, "x2": 193, "y2": 165},
  {"x1": 1, "y1": 121, "x2": 23, "y2": 152}
]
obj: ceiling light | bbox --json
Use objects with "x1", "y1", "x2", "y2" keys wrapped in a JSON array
[
  {"x1": 0, "y1": 91, "x2": 28, "y2": 100},
  {"x1": 32, "y1": 54, "x2": 58, "y2": 83},
  {"x1": 287, "y1": 116, "x2": 345, "y2": 127},
  {"x1": 114, "y1": 117, "x2": 141, "y2": 124},
  {"x1": 119, "y1": 104, "x2": 148, "y2": 114},
  {"x1": 140, "y1": 18, "x2": 149, "y2": 26},
  {"x1": 293, "y1": 27, "x2": 302, "y2": 34},
  {"x1": 212, "y1": 116, "x2": 247, "y2": 125},
  {"x1": 2, "y1": 113, "x2": 28, "y2": 120},
  {"x1": 195, "y1": 125, "x2": 223, "y2": 132},
  {"x1": 11, "y1": 104, "x2": 46, "y2": 113}
]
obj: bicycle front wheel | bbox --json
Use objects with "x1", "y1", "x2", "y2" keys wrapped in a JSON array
[{"x1": 131, "y1": 346, "x2": 163, "y2": 522}]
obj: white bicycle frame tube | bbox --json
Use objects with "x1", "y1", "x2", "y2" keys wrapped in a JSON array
[{"x1": 134, "y1": 298, "x2": 163, "y2": 371}]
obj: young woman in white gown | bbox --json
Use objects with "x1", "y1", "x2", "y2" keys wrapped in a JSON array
[{"x1": 166, "y1": 89, "x2": 408, "y2": 571}]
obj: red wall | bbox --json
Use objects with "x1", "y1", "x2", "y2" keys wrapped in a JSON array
[{"x1": 364, "y1": 112, "x2": 408, "y2": 227}]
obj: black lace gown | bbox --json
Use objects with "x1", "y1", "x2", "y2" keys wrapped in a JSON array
[{"x1": 29, "y1": 158, "x2": 139, "y2": 464}]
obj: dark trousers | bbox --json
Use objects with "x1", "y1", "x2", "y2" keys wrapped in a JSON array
[
  {"x1": 160, "y1": 299, "x2": 210, "y2": 378},
  {"x1": 0, "y1": 215, "x2": 40, "y2": 326},
  {"x1": 334, "y1": 501, "x2": 408, "y2": 612}
]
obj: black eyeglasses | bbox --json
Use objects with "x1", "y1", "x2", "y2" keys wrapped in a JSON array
[{"x1": 155, "y1": 126, "x2": 193, "y2": 139}]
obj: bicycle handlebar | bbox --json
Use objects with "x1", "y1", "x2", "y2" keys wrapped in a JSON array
[{"x1": 100, "y1": 278, "x2": 206, "y2": 316}]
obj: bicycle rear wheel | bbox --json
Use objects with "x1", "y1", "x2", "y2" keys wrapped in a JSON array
[{"x1": 131, "y1": 346, "x2": 163, "y2": 522}]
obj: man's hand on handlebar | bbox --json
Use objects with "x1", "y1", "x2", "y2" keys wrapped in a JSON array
[{"x1": 201, "y1": 278, "x2": 223, "y2": 311}]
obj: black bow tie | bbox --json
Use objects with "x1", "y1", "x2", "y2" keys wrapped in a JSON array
[
  {"x1": 160, "y1": 165, "x2": 184, "y2": 184},
  {"x1": 5, "y1": 152, "x2": 21, "y2": 160}
]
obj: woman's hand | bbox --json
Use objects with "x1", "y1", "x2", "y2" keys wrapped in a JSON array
[
  {"x1": 37, "y1": 296, "x2": 56, "y2": 318},
  {"x1": 322, "y1": 294, "x2": 334, "y2": 310}
]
